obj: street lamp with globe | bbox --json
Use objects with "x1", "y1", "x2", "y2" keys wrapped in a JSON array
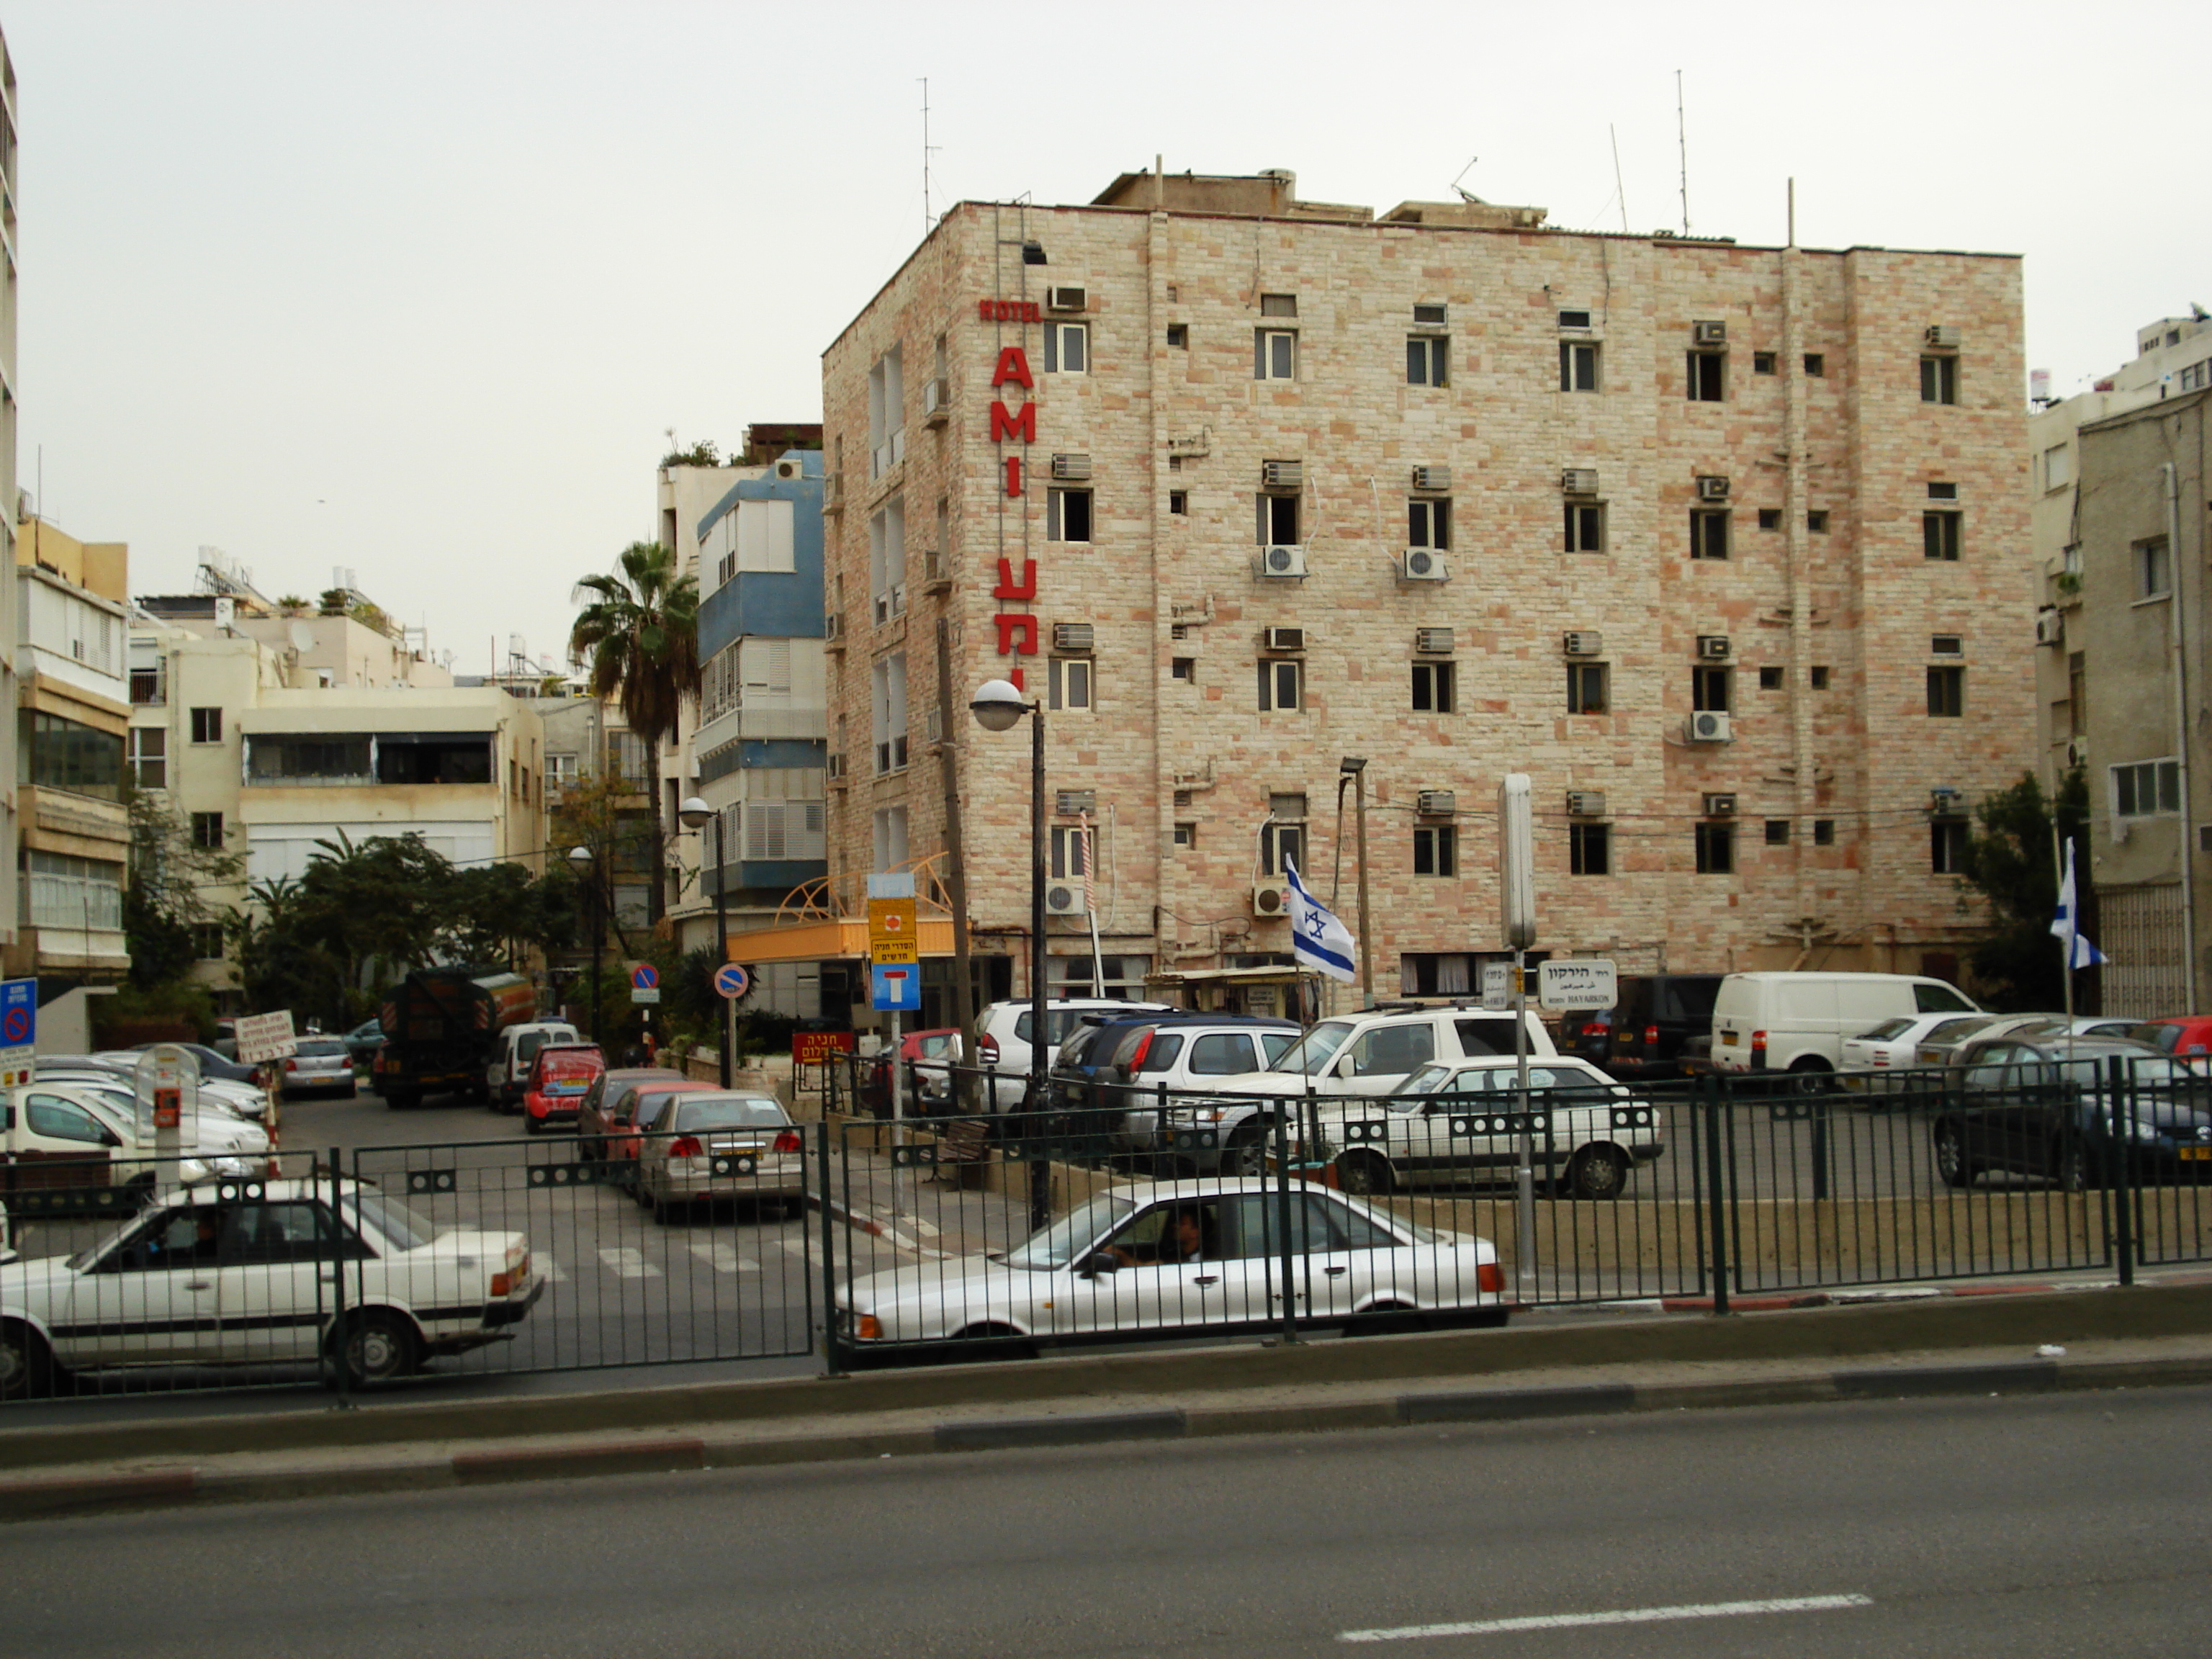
[{"x1": 969, "y1": 676, "x2": 1050, "y2": 1231}]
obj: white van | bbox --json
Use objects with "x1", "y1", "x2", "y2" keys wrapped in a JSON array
[
  {"x1": 1709, "y1": 972, "x2": 1979, "y2": 1082},
  {"x1": 486, "y1": 1020, "x2": 581, "y2": 1111}
]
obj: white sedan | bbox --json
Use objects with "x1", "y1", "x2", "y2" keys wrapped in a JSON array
[
  {"x1": 1316, "y1": 1056, "x2": 1665, "y2": 1201},
  {"x1": 0, "y1": 1177, "x2": 541, "y2": 1397},
  {"x1": 1841, "y1": 1013, "x2": 1990, "y2": 1079},
  {"x1": 838, "y1": 1177, "x2": 1503, "y2": 1354}
]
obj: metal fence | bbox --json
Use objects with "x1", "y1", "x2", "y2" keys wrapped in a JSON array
[{"x1": 7, "y1": 1053, "x2": 2212, "y2": 1401}]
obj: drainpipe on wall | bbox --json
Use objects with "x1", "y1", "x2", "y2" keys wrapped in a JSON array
[
  {"x1": 1781, "y1": 183, "x2": 1814, "y2": 944},
  {"x1": 2167, "y1": 459, "x2": 2196, "y2": 1011}
]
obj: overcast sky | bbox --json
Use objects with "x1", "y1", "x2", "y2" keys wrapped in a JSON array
[{"x1": 4, "y1": 0, "x2": 2202, "y2": 675}]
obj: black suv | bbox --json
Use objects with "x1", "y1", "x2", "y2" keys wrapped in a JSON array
[
  {"x1": 1049, "y1": 1012, "x2": 1290, "y2": 1143},
  {"x1": 1573, "y1": 974, "x2": 1725, "y2": 1079}
]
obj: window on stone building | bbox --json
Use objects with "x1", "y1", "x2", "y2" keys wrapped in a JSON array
[
  {"x1": 1408, "y1": 498, "x2": 1450, "y2": 550},
  {"x1": 1693, "y1": 666, "x2": 1731, "y2": 713},
  {"x1": 1257, "y1": 493, "x2": 1300, "y2": 545},
  {"x1": 1413, "y1": 825, "x2": 1457, "y2": 877},
  {"x1": 1261, "y1": 794, "x2": 1307, "y2": 875},
  {"x1": 1255, "y1": 328, "x2": 1297, "y2": 381},
  {"x1": 1261, "y1": 293, "x2": 1298, "y2": 318},
  {"x1": 1570, "y1": 822, "x2": 1611, "y2": 876},
  {"x1": 1931, "y1": 817, "x2": 1970, "y2": 875},
  {"x1": 1406, "y1": 335, "x2": 1449, "y2": 387},
  {"x1": 1048, "y1": 657, "x2": 1093, "y2": 712},
  {"x1": 1758, "y1": 666, "x2": 1784, "y2": 691},
  {"x1": 1926, "y1": 666, "x2": 1964, "y2": 718},
  {"x1": 1686, "y1": 350, "x2": 1726, "y2": 401},
  {"x1": 1758, "y1": 508, "x2": 1781, "y2": 531},
  {"x1": 1807, "y1": 510, "x2": 1830, "y2": 534},
  {"x1": 192, "y1": 923, "x2": 225, "y2": 961},
  {"x1": 1920, "y1": 354, "x2": 1958, "y2": 404},
  {"x1": 1765, "y1": 819, "x2": 1791, "y2": 845},
  {"x1": 1695, "y1": 823, "x2": 1735, "y2": 875},
  {"x1": 1690, "y1": 509, "x2": 1730, "y2": 560},
  {"x1": 1047, "y1": 488, "x2": 1092, "y2": 544},
  {"x1": 190, "y1": 706, "x2": 223, "y2": 744},
  {"x1": 1804, "y1": 354, "x2": 1825, "y2": 377},
  {"x1": 2067, "y1": 652, "x2": 2086, "y2": 737},
  {"x1": 1813, "y1": 819, "x2": 1835, "y2": 845},
  {"x1": 1171, "y1": 657, "x2": 1195, "y2": 681},
  {"x1": 191, "y1": 811, "x2": 224, "y2": 850},
  {"x1": 1172, "y1": 822, "x2": 1197, "y2": 848},
  {"x1": 1559, "y1": 341, "x2": 1601, "y2": 392},
  {"x1": 1043, "y1": 323, "x2": 1087, "y2": 374},
  {"x1": 1166, "y1": 324, "x2": 1187, "y2": 349},
  {"x1": 128, "y1": 727, "x2": 166, "y2": 789},
  {"x1": 1412, "y1": 661, "x2": 1455, "y2": 714},
  {"x1": 1753, "y1": 352, "x2": 1777, "y2": 375},
  {"x1": 1563, "y1": 501, "x2": 1606, "y2": 553},
  {"x1": 1257, "y1": 658, "x2": 1303, "y2": 713},
  {"x1": 2136, "y1": 536, "x2": 2172, "y2": 600},
  {"x1": 2113, "y1": 758, "x2": 2181, "y2": 819},
  {"x1": 1169, "y1": 490, "x2": 1188, "y2": 516},
  {"x1": 1923, "y1": 510, "x2": 1962, "y2": 561},
  {"x1": 1567, "y1": 663, "x2": 1609, "y2": 714}
]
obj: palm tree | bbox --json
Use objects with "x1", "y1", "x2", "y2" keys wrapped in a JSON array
[{"x1": 569, "y1": 541, "x2": 701, "y2": 925}]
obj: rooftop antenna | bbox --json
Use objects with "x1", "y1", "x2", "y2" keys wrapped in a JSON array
[
  {"x1": 1609, "y1": 125, "x2": 1629, "y2": 233},
  {"x1": 1449, "y1": 153, "x2": 1480, "y2": 204},
  {"x1": 1676, "y1": 70, "x2": 1690, "y2": 235},
  {"x1": 920, "y1": 78, "x2": 939, "y2": 230}
]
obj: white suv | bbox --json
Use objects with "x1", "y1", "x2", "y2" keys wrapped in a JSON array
[
  {"x1": 1167, "y1": 1004, "x2": 1560, "y2": 1160},
  {"x1": 974, "y1": 998, "x2": 1177, "y2": 1110}
]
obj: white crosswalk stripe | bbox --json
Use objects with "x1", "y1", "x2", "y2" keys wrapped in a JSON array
[
  {"x1": 689, "y1": 1241, "x2": 759, "y2": 1274},
  {"x1": 598, "y1": 1246, "x2": 662, "y2": 1279},
  {"x1": 539, "y1": 1255, "x2": 567, "y2": 1282}
]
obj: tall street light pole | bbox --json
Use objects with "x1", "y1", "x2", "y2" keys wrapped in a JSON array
[
  {"x1": 679, "y1": 795, "x2": 734, "y2": 1088},
  {"x1": 566, "y1": 845, "x2": 602, "y2": 1046},
  {"x1": 971, "y1": 676, "x2": 1050, "y2": 1232}
]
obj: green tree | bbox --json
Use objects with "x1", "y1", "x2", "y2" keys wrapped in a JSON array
[
  {"x1": 1959, "y1": 768, "x2": 2094, "y2": 1012},
  {"x1": 568, "y1": 541, "x2": 701, "y2": 925},
  {"x1": 122, "y1": 791, "x2": 246, "y2": 992}
]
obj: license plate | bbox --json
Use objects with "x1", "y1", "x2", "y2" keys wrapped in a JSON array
[
  {"x1": 2180, "y1": 1147, "x2": 2212, "y2": 1161},
  {"x1": 1721, "y1": 1032, "x2": 1738, "y2": 1047}
]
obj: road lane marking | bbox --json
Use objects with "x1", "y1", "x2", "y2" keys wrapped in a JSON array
[
  {"x1": 597, "y1": 1247, "x2": 662, "y2": 1280},
  {"x1": 1339, "y1": 1594, "x2": 1873, "y2": 1642},
  {"x1": 539, "y1": 1256, "x2": 567, "y2": 1282},
  {"x1": 690, "y1": 1242, "x2": 759, "y2": 1273}
]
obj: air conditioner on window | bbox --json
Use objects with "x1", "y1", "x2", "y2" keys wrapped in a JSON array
[
  {"x1": 1412, "y1": 465, "x2": 1452, "y2": 493},
  {"x1": 1696, "y1": 475, "x2": 1731, "y2": 501},
  {"x1": 1052, "y1": 453, "x2": 1092, "y2": 482},
  {"x1": 1258, "y1": 546, "x2": 1309, "y2": 579},
  {"x1": 1046, "y1": 884, "x2": 1087, "y2": 916},
  {"x1": 1563, "y1": 630, "x2": 1603, "y2": 657},
  {"x1": 922, "y1": 378, "x2": 950, "y2": 425},
  {"x1": 1696, "y1": 634, "x2": 1732, "y2": 661},
  {"x1": 1056, "y1": 789, "x2": 1097, "y2": 816},
  {"x1": 1047, "y1": 286, "x2": 1087, "y2": 313},
  {"x1": 1416, "y1": 790, "x2": 1457, "y2": 817},
  {"x1": 1416, "y1": 627, "x2": 1455, "y2": 655},
  {"x1": 1398, "y1": 549, "x2": 1451, "y2": 583},
  {"x1": 1251, "y1": 881, "x2": 1290, "y2": 917},
  {"x1": 1262, "y1": 460, "x2": 1304, "y2": 490},
  {"x1": 1926, "y1": 324, "x2": 1961, "y2": 348},
  {"x1": 1053, "y1": 622, "x2": 1094, "y2": 653},
  {"x1": 1693, "y1": 320, "x2": 1727, "y2": 345},
  {"x1": 1562, "y1": 467, "x2": 1600, "y2": 495},
  {"x1": 2036, "y1": 608, "x2": 2063, "y2": 647},
  {"x1": 1264, "y1": 626, "x2": 1307, "y2": 653},
  {"x1": 2066, "y1": 737, "x2": 2090, "y2": 768},
  {"x1": 1566, "y1": 791, "x2": 1608, "y2": 817},
  {"x1": 1687, "y1": 711, "x2": 1735, "y2": 743},
  {"x1": 1704, "y1": 792, "x2": 1738, "y2": 817}
]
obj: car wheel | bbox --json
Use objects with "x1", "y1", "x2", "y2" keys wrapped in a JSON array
[
  {"x1": 0, "y1": 1319, "x2": 57, "y2": 1401},
  {"x1": 1933, "y1": 1120, "x2": 1974, "y2": 1189},
  {"x1": 1348, "y1": 1301, "x2": 1424, "y2": 1337},
  {"x1": 1221, "y1": 1125, "x2": 1269, "y2": 1178},
  {"x1": 950, "y1": 1323, "x2": 1038, "y2": 1360},
  {"x1": 333, "y1": 1310, "x2": 418, "y2": 1389},
  {"x1": 386, "y1": 1092, "x2": 418, "y2": 1112},
  {"x1": 1565, "y1": 1144, "x2": 1631, "y2": 1201},
  {"x1": 1336, "y1": 1151, "x2": 1393, "y2": 1196},
  {"x1": 1787, "y1": 1058, "x2": 1833, "y2": 1097}
]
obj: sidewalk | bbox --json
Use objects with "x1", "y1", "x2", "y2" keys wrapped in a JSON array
[{"x1": 6, "y1": 1278, "x2": 2211, "y2": 1522}]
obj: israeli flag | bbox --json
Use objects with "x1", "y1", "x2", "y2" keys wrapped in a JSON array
[
  {"x1": 2050, "y1": 838, "x2": 2110, "y2": 970},
  {"x1": 1284, "y1": 858, "x2": 1357, "y2": 984}
]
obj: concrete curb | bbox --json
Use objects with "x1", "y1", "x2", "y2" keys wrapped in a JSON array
[{"x1": 7, "y1": 1350, "x2": 2212, "y2": 1523}]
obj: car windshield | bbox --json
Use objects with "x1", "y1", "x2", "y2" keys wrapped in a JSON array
[
  {"x1": 348, "y1": 1192, "x2": 437, "y2": 1251},
  {"x1": 1392, "y1": 1061, "x2": 1456, "y2": 1099},
  {"x1": 1274, "y1": 1021, "x2": 1353, "y2": 1076},
  {"x1": 670, "y1": 1098, "x2": 789, "y2": 1131},
  {"x1": 1001, "y1": 1193, "x2": 1136, "y2": 1270}
]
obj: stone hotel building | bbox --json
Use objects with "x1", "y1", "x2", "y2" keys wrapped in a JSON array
[{"x1": 817, "y1": 168, "x2": 2034, "y2": 1017}]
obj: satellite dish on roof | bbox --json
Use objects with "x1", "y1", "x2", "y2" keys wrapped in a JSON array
[{"x1": 289, "y1": 622, "x2": 315, "y2": 651}]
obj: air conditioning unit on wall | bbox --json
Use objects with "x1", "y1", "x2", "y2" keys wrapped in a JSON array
[
  {"x1": 1416, "y1": 790, "x2": 1457, "y2": 817},
  {"x1": 1566, "y1": 791, "x2": 1607, "y2": 817},
  {"x1": 1696, "y1": 475, "x2": 1731, "y2": 501},
  {"x1": 1046, "y1": 884, "x2": 1087, "y2": 916},
  {"x1": 1258, "y1": 545, "x2": 1309, "y2": 579},
  {"x1": 1563, "y1": 630, "x2": 1603, "y2": 657},
  {"x1": 1264, "y1": 626, "x2": 1307, "y2": 653},
  {"x1": 1561, "y1": 467, "x2": 1600, "y2": 496},
  {"x1": 1693, "y1": 320, "x2": 1727, "y2": 344},
  {"x1": 1703, "y1": 792, "x2": 1738, "y2": 816},
  {"x1": 1696, "y1": 634, "x2": 1732, "y2": 661},
  {"x1": 1398, "y1": 549, "x2": 1451, "y2": 583},
  {"x1": 1687, "y1": 711, "x2": 1735, "y2": 743},
  {"x1": 1252, "y1": 881, "x2": 1290, "y2": 917},
  {"x1": 1047, "y1": 286, "x2": 1087, "y2": 312}
]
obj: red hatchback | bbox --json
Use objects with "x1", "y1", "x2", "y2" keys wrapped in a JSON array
[
  {"x1": 522, "y1": 1044, "x2": 606, "y2": 1133},
  {"x1": 2129, "y1": 1017, "x2": 2212, "y2": 1062}
]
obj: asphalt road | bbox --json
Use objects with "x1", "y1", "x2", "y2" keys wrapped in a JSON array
[{"x1": 3, "y1": 1387, "x2": 2207, "y2": 1656}]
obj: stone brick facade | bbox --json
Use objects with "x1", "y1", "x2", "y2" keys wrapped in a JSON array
[{"x1": 819, "y1": 176, "x2": 2033, "y2": 1005}]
